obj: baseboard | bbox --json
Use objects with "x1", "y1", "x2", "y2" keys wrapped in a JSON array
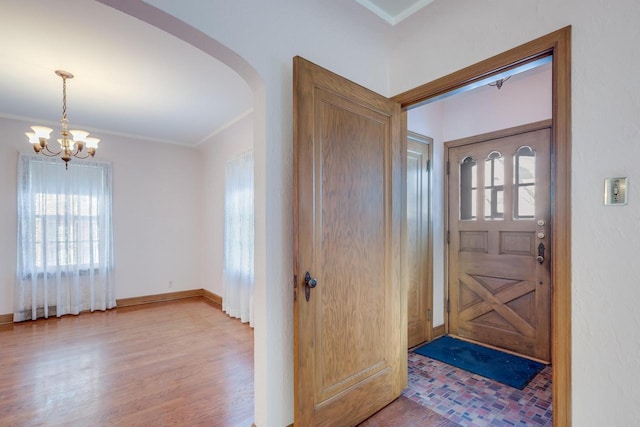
[
  {"x1": 116, "y1": 289, "x2": 203, "y2": 307},
  {"x1": 1, "y1": 289, "x2": 224, "y2": 324},
  {"x1": 0, "y1": 313, "x2": 13, "y2": 325},
  {"x1": 202, "y1": 289, "x2": 222, "y2": 308},
  {"x1": 433, "y1": 324, "x2": 445, "y2": 339},
  {"x1": 116, "y1": 288, "x2": 223, "y2": 309}
]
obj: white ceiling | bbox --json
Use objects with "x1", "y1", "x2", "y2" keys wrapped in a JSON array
[
  {"x1": 0, "y1": 0, "x2": 252, "y2": 146},
  {"x1": 0, "y1": 1, "x2": 433, "y2": 148},
  {"x1": 354, "y1": 0, "x2": 434, "y2": 25}
]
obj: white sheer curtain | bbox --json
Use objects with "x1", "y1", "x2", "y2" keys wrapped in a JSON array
[
  {"x1": 15, "y1": 153, "x2": 115, "y2": 322},
  {"x1": 222, "y1": 150, "x2": 254, "y2": 326}
]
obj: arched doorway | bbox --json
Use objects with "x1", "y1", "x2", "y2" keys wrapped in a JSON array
[{"x1": 95, "y1": 0, "x2": 269, "y2": 424}]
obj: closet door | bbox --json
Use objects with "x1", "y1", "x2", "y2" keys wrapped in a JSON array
[{"x1": 407, "y1": 133, "x2": 432, "y2": 348}]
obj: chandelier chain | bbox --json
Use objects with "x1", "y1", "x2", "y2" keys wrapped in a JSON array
[{"x1": 61, "y1": 76, "x2": 68, "y2": 126}]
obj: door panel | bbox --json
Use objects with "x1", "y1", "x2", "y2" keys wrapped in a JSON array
[
  {"x1": 294, "y1": 56, "x2": 406, "y2": 426},
  {"x1": 448, "y1": 127, "x2": 551, "y2": 361},
  {"x1": 407, "y1": 134, "x2": 431, "y2": 348}
]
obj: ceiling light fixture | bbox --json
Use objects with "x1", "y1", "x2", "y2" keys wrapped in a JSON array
[
  {"x1": 488, "y1": 75, "x2": 511, "y2": 90},
  {"x1": 25, "y1": 70, "x2": 99, "y2": 169}
]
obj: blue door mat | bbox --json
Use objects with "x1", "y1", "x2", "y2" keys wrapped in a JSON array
[{"x1": 414, "y1": 336, "x2": 546, "y2": 390}]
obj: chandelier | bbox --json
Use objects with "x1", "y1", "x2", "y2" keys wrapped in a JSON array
[{"x1": 25, "y1": 70, "x2": 100, "y2": 169}]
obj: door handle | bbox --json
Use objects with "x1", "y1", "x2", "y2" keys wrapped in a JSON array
[
  {"x1": 537, "y1": 243, "x2": 545, "y2": 264},
  {"x1": 304, "y1": 271, "x2": 317, "y2": 302}
]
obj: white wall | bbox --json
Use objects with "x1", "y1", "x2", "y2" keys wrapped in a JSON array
[
  {"x1": 408, "y1": 64, "x2": 552, "y2": 328},
  {"x1": 108, "y1": 130, "x2": 203, "y2": 299},
  {"x1": 200, "y1": 113, "x2": 254, "y2": 296},
  {"x1": 396, "y1": 2, "x2": 640, "y2": 425},
  {"x1": 0, "y1": 116, "x2": 203, "y2": 313},
  {"x1": 0, "y1": 118, "x2": 21, "y2": 315}
]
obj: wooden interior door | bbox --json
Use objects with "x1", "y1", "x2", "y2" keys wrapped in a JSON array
[
  {"x1": 293, "y1": 57, "x2": 406, "y2": 426},
  {"x1": 407, "y1": 132, "x2": 432, "y2": 348},
  {"x1": 447, "y1": 124, "x2": 551, "y2": 361}
]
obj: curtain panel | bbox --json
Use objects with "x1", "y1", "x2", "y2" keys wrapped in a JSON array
[
  {"x1": 15, "y1": 154, "x2": 115, "y2": 322},
  {"x1": 222, "y1": 150, "x2": 254, "y2": 327}
]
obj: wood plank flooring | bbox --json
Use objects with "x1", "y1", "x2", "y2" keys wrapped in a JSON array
[
  {"x1": 0, "y1": 298, "x2": 253, "y2": 427},
  {"x1": 0, "y1": 297, "x2": 465, "y2": 426}
]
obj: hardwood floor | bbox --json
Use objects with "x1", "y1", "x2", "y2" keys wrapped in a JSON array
[
  {"x1": 0, "y1": 298, "x2": 254, "y2": 427},
  {"x1": 1, "y1": 298, "x2": 517, "y2": 426}
]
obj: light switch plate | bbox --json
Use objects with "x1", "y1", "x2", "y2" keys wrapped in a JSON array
[{"x1": 604, "y1": 177, "x2": 628, "y2": 205}]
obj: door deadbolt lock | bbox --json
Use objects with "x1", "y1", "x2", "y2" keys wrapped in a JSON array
[{"x1": 537, "y1": 242, "x2": 545, "y2": 264}]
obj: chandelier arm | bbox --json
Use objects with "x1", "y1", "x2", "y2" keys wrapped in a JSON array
[
  {"x1": 40, "y1": 149, "x2": 63, "y2": 158},
  {"x1": 72, "y1": 150, "x2": 91, "y2": 160},
  {"x1": 42, "y1": 144, "x2": 62, "y2": 156}
]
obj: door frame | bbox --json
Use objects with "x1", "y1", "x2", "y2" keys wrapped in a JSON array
[{"x1": 392, "y1": 27, "x2": 571, "y2": 427}]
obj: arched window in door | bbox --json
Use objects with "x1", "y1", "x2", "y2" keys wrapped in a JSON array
[
  {"x1": 484, "y1": 151, "x2": 504, "y2": 220},
  {"x1": 514, "y1": 146, "x2": 536, "y2": 219},
  {"x1": 460, "y1": 156, "x2": 477, "y2": 220}
]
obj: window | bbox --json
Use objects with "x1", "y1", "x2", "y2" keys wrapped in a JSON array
[
  {"x1": 460, "y1": 156, "x2": 477, "y2": 220},
  {"x1": 19, "y1": 157, "x2": 111, "y2": 275},
  {"x1": 514, "y1": 146, "x2": 536, "y2": 219},
  {"x1": 15, "y1": 154, "x2": 115, "y2": 321},
  {"x1": 484, "y1": 151, "x2": 504, "y2": 220},
  {"x1": 33, "y1": 193, "x2": 100, "y2": 271},
  {"x1": 222, "y1": 151, "x2": 254, "y2": 326}
]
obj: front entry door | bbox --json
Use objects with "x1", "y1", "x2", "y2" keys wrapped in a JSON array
[
  {"x1": 447, "y1": 124, "x2": 551, "y2": 361},
  {"x1": 293, "y1": 57, "x2": 406, "y2": 426}
]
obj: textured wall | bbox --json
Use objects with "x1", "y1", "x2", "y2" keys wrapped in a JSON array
[{"x1": 395, "y1": 2, "x2": 640, "y2": 425}]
